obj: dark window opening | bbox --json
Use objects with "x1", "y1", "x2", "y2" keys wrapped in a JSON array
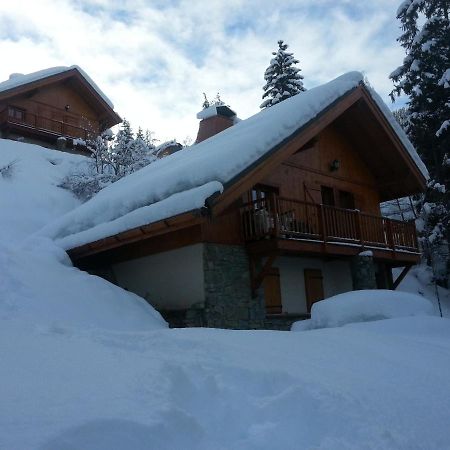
[
  {"x1": 251, "y1": 184, "x2": 279, "y2": 210},
  {"x1": 8, "y1": 106, "x2": 25, "y2": 121},
  {"x1": 321, "y1": 186, "x2": 335, "y2": 206},
  {"x1": 338, "y1": 190, "x2": 355, "y2": 210}
]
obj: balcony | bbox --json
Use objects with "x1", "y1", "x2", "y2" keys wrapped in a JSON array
[
  {"x1": 240, "y1": 197, "x2": 420, "y2": 261},
  {"x1": 0, "y1": 107, "x2": 95, "y2": 141}
]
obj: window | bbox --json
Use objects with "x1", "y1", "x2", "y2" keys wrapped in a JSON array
[
  {"x1": 338, "y1": 190, "x2": 355, "y2": 210},
  {"x1": 251, "y1": 185, "x2": 278, "y2": 209},
  {"x1": 321, "y1": 186, "x2": 335, "y2": 206},
  {"x1": 8, "y1": 106, "x2": 25, "y2": 121},
  {"x1": 321, "y1": 186, "x2": 355, "y2": 210}
]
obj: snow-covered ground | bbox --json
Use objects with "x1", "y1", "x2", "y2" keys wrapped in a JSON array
[{"x1": 1, "y1": 140, "x2": 450, "y2": 449}]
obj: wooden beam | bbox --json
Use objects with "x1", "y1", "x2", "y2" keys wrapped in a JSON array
[
  {"x1": 68, "y1": 212, "x2": 204, "y2": 260},
  {"x1": 392, "y1": 265, "x2": 413, "y2": 290}
]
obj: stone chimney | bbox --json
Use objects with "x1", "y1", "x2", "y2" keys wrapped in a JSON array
[{"x1": 195, "y1": 104, "x2": 237, "y2": 144}]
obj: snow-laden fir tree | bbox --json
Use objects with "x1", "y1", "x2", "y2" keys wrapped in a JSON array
[
  {"x1": 132, "y1": 127, "x2": 157, "y2": 172},
  {"x1": 111, "y1": 119, "x2": 135, "y2": 176},
  {"x1": 390, "y1": 0, "x2": 450, "y2": 286},
  {"x1": 260, "y1": 40, "x2": 305, "y2": 109}
]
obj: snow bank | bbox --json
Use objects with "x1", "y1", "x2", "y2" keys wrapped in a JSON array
[
  {"x1": 0, "y1": 139, "x2": 166, "y2": 331},
  {"x1": 0, "y1": 65, "x2": 114, "y2": 109},
  {"x1": 292, "y1": 290, "x2": 434, "y2": 331},
  {"x1": 395, "y1": 264, "x2": 450, "y2": 317},
  {"x1": 0, "y1": 238, "x2": 165, "y2": 331},
  {"x1": 0, "y1": 140, "x2": 87, "y2": 244}
]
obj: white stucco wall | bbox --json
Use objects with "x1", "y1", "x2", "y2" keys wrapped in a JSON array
[
  {"x1": 111, "y1": 244, "x2": 204, "y2": 310},
  {"x1": 275, "y1": 256, "x2": 353, "y2": 314}
]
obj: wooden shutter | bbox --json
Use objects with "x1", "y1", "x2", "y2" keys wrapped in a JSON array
[
  {"x1": 264, "y1": 267, "x2": 282, "y2": 314},
  {"x1": 304, "y1": 269, "x2": 324, "y2": 312}
]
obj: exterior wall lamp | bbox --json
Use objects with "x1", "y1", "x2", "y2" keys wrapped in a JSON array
[
  {"x1": 330, "y1": 159, "x2": 340, "y2": 172},
  {"x1": 65, "y1": 104, "x2": 70, "y2": 111}
]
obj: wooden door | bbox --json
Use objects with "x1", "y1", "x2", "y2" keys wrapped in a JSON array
[
  {"x1": 304, "y1": 269, "x2": 324, "y2": 312},
  {"x1": 264, "y1": 267, "x2": 282, "y2": 314}
]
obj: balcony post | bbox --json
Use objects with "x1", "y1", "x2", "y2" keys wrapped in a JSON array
[
  {"x1": 386, "y1": 219, "x2": 396, "y2": 252},
  {"x1": 272, "y1": 195, "x2": 280, "y2": 238},
  {"x1": 319, "y1": 204, "x2": 327, "y2": 243},
  {"x1": 355, "y1": 210, "x2": 364, "y2": 248}
]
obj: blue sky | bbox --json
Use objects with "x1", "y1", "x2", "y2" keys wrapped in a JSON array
[{"x1": 0, "y1": 0, "x2": 407, "y2": 142}]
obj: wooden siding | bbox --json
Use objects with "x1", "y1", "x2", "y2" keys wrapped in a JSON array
[
  {"x1": 202, "y1": 123, "x2": 384, "y2": 248},
  {"x1": 261, "y1": 125, "x2": 381, "y2": 215},
  {"x1": 0, "y1": 82, "x2": 101, "y2": 140}
]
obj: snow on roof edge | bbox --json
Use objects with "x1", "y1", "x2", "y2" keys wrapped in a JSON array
[
  {"x1": 41, "y1": 71, "x2": 428, "y2": 251},
  {"x1": 0, "y1": 65, "x2": 115, "y2": 110},
  {"x1": 56, "y1": 181, "x2": 222, "y2": 250}
]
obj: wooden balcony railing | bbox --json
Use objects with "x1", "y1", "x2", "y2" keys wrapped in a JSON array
[
  {"x1": 240, "y1": 197, "x2": 419, "y2": 253},
  {"x1": 0, "y1": 108, "x2": 94, "y2": 141}
]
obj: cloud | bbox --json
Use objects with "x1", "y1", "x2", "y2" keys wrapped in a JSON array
[{"x1": 0, "y1": 0, "x2": 405, "y2": 141}]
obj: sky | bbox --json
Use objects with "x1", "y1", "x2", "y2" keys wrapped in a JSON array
[{"x1": 0, "y1": 0, "x2": 407, "y2": 143}]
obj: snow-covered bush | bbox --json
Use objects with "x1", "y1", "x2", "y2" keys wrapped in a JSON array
[
  {"x1": 292, "y1": 290, "x2": 434, "y2": 331},
  {"x1": 59, "y1": 121, "x2": 162, "y2": 201}
]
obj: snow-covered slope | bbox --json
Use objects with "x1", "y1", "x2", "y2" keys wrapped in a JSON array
[
  {"x1": 2, "y1": 315, "x2": 450, "y2": 450},
  {"x1": 0, "y1": 141, "x2": 85, "y2": 244},
  {"x1": 0, "y1": 140, "x2": 166, "y2": 331},
  {"x1": 1, "y1": 139, "x2": 450, "y2": 450},
  {"x1": 396, "y1": 264, "x2": 450, "y2": 317}
]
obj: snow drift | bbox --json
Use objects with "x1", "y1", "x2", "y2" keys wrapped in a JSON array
[
  {"x1": 292, "y1": 290, "x2": 434, "y2": 331},
  {"x1": 0, "y1": 140, "x2": 167, "y2": 331}
]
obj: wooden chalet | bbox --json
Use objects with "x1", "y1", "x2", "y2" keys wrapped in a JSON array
[
  {"x1": 53, "y1": 72, "x2": 428, "y2": 330},
  {"x1": 0, "y1": 66, "x2": 121, "y2": 154}
]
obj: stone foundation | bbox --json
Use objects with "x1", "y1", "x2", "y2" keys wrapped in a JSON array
[{"x1": 203, "y1": 243, "x2": 265, "y2": 329}]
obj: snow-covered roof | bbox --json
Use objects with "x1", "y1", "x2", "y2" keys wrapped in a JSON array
[
  {"x1": 0, "y1": 65, "x2": 114, "y2": 109},
  {"x1": 42, "y1": 71, "x2": 428, "y2": 251}
]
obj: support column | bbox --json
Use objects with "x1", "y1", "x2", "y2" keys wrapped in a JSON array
[
  {"x1": 351, "y1": 253, "x2": 377, "y2": 290},
  {"x1": 203, "y1": 243, "x2": 265, "y2": 329}
]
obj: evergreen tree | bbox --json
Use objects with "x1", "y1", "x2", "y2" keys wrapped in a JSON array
[
  {"x1": 111, "y1": 119, "x2": 135, "y2": 176},
  {"x1": 132, "y1": 127, "x2": 157, "y2": 171},
  {"x1": 390, "y1": 0, "x2": 450, "y2": 286},
  {"x1": 260, "y1": 40, "x2": 305, "y2": 109},
  {"x1": 392, "y1": 106, "x2": 410, "y2": 131}
]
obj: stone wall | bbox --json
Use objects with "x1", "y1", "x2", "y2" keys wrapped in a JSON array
[
  {"x1": 351, "y1": 254, "x2": 377, "y2": 290},
  {"x1": 202, "y1": 243, "x2": 266, "y2": 329}
]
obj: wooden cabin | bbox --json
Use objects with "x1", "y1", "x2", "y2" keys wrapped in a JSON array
[
  {"x1": 54, "y1": 72, "x2": 428, "y2": 330},
  {"x1": 0, "y1": 66, "x2": 121, "y2": 154}
]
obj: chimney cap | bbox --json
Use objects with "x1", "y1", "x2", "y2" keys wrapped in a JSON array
[{"x1": 197, "y1": 104, "x2": 236, "y2": 121}]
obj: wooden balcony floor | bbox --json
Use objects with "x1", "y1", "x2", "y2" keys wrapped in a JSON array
[{"x1": 246, "y1": 235, "x2": 421, "y2": 265}]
